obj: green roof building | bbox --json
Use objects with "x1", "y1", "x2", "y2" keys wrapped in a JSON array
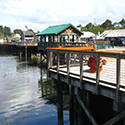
[
  {"x1": 37, "y1": 23, "x2": 83, "y2": 36},
  {"x1": 37, "y1": 23, "x2": 83, "y2": 50}
]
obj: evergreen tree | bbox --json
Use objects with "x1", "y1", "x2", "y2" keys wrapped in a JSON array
[
  {"x1": 14, "y1": 29, "x2": 22, "y2": 35},
  {"x1": 101, "y1": 19, "x2": 112, "y2": 29}
]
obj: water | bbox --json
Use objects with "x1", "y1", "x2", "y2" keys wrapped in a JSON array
[{"x1": 0, "y1": 54, "x2": 69, "y2": 125}]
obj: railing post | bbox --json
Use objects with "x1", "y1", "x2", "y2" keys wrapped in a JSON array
[
  {"x1": 67, "y1": 51, "x2": 71, "y2": 85},
  {"x1": 79, "y1": 53, "x2": 84, "y2": 89},
  {"x1": 96, "y1": 53, "x2": 100, "y2": 95},
  {"x1": 116, "y1": 54, "x2": 121, "y2": 102}
]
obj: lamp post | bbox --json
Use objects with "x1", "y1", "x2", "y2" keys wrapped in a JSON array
[{"x1": 94, "y1": 18, "x2": 97, "y2": 42}]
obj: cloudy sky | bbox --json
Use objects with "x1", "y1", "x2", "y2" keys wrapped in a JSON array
[{"x1": 0, "y1": 0, "x2": 125, "y2": 32}]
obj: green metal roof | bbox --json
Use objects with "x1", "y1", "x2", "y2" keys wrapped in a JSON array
[{"x1": 37, "y1": 23, "x2": 83, "y2": 36}]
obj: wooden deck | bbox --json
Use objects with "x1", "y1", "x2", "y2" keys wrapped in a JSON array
[
  {"x1": 52, "y1": 61, "x2": 125, "y2": 91},
  {"x1": 47, "y1": 47, "x2": 125, "y2": 124},
  {"x1": 47, "y1": 47, "x2": 125, "y2": 104}
]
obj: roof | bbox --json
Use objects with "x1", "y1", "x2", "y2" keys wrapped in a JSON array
[
  {"x1": 97, "y1": 29, "x2": 125, "y2": 39},
  {"x1": 37, "y1": 23, "x2": 83, "y2": 36},
  {"x1": 12, "y1": 34, "x2": 21, "y2": 38},
  {"x1": 23, "y1": 30, "x2": 35, "y2": 36},
  {"x1": 80, "y1": 31, "x2": 95, "y2": 38}
]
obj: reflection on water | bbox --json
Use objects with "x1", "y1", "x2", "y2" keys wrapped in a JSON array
[{"x1": 0, "y1": 54, "x2": 69, "y2": 125}]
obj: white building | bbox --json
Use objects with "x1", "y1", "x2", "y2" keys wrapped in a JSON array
[
  {"x1": 97, "y1": 29, "x2": 125, "y2": 40},
  {"x1": 80, "y1": 31, "x2": 95, "y2": 42}
]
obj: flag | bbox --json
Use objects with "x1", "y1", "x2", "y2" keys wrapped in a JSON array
[{"x1": 25, "y1": 26, "x2": 29, "y2": 30}]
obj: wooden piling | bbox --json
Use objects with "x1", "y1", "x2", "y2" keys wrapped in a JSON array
[
  {"x1": 69, "y1": 84, "x2": 74, "y2": 125},
  {"x1": 57, "y1": 81, "x2": 63, "y2": 125}
]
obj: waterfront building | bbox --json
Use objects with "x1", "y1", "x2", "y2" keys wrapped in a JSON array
[{"x1": 21, "y1": 30, "x2": 35, "y2": 42}]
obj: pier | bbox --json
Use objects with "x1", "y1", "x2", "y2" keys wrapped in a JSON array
[
  {"x1": 0, "y1": 42, "x2": 38, "y2": 57},
  {"x1": 47, "y1": 47, "x2": 125, "y2": 125}
]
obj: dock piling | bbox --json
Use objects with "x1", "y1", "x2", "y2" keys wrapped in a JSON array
[{"x1": 57, "y1": 81, "x2": 63, "y2": 125}]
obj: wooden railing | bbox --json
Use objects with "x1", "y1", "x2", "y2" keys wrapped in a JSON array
[
  {"x1": 47, "y1": 48, "x2": 125, "y2": 103},
  {"x1": 38, "y1": 41, "x2": 114, "y2": 51}
]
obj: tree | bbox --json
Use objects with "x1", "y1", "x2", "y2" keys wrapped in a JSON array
[
  {"x1": 0, "y1": 26, "x2": 4, "y2": 38},
  {"x1": 86, "y1": 22, "x2": 93, "y2": 29},
  {"x1": 81, "y1": 26, "x2": 88, "y2": 32},
  {"x1": 101, "y1": 19, "x2": 112, "y2": 29},
  {"x1": 119, "y1": 18, "x2": 125, "y2": 27},
  {"x1": 95, "y1": 25, "x2": 104, "y2": 34},
  {"x1": 14, "y1": 29, "x2": 22, "y2": 35},
  {"x1": 28, "y1": 29, "x2": 35, "y2": 34},
  {"x1": 77, "y1": 24, "x2": 82, "y2": 28},
  {"x1": 3, "y1": 26, "x2": 11, "y2": 37}
]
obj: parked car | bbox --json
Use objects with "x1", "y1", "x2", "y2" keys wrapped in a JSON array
[{"x1": 105, "y1": 37, "x2": 125, "y2": 46}]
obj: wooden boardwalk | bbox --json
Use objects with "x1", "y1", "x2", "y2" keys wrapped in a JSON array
[
  {"x1": 47, "y1": 47, "x2": 125, "y2": 125},
  {"x1": 58, "y1": 61, "x2": 125, "y2": 90}
]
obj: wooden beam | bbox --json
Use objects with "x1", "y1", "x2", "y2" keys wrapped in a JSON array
[
  {"x1": 57, "y1": 51, "x2": 60, "y2": 80},
  {"x1": 48, "y1": 51, "x2": 52, "y2": 68},
  {"x1": 96, "y1": 53, "x2": 100, "y2": 95},
  {"x1": 53, "y1": 35, "x2": 55, "y2": 42},
  {"x1": 103, "y1": 109, "x2": 125, "y2": 125},
  {"x1": 78, "y1": 35, "x2": 80, "y2": 42},
  {"x1": 68, "y1": 35, "x2": 70, "y2": 42},
  {"x1": 58, "y1": 35, "x2": 60, "y2": 43},
  {"x1": 69, "y1": 84, "x2": 74, "y2": 125},
  {"x1": 116, "y1": 54, "x2": 121, "y2": 102},
  {"x1": 76, "y1": 95, "x2": 98, "y2": 125},
  {"x1": 79, "y1": 53, "x2": 84, "y2": 89},
  {"x1": 57, "y1": 82, "x2": 63, "y2": 125},
  {"x1": 60, "y1": 33, "x2": 77, "y2": 36},
  {"x1": 67, "y1": 52, "x2": 71, "y2": 84},
  {"x1": 47, "y1": 50, "x2": 53, "y2": 77}
]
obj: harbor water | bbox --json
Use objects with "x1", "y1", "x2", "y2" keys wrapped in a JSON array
[{"x1": 0, "y1": 54, "x2": 69, "y2": 125}]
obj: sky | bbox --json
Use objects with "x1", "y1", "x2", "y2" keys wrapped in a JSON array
[{"x1": 0, "y1": 0, "x2": 125, "y2": 32}]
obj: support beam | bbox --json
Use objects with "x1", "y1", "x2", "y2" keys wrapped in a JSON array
[
  {"x1": 79, "y1": 53, "x2": 83, "y2": 89},
  {"x1": 74, "y1": 94, "x2": 78, "y2": 125},
  {"x1": 57, "y1": 81, "x2": 63, "y2": 125},
  {"x1": 58, "y1": 35, "x2": 60, "y2": 43},
  {"x1": 78, "y1": 89, "x2": 84, "y2": 125},
  {"x1": 47, "y1": 51, "x2": 52, "y2": 68},
  {"x1": 57, "y1": 51, "x2": 60, "y2": 80},
  {"x1": 78, "y1": 35, "x2": 80, "y2": 42},
  {"x1": 67, "y1": 52, "x2": 71, "y2": 85},
  {"x1": 69, "y1": 84, "x2": 74, "y2": 125},
  {"x1": 96, "y1": 53, "x2": 100, "y2": 95},
  {"x1": 103, "y1": 109, "x2": 125, "y2": 125},
  {"x1": 47, "y1": 51, "x2": 52, "y2": 77},
  {"x1": 76, "y1": 95, "x2": 98, "y2": 125},
  {"x1": 68, "y1": 35, "x2": 70, "y2": 42},
  {"x1": 116, "y1": 54, "x2": 121, "y2": 102}
]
